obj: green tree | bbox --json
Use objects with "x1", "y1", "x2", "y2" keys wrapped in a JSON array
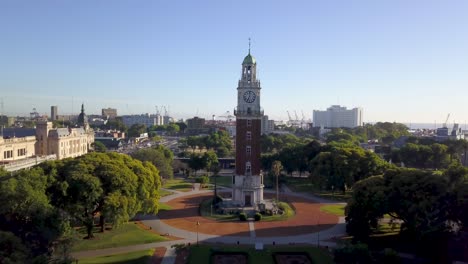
[
  {"x1": 204, "y1": 150, "x2": 219, "y2": 176},
  {"x1": 272, "y1": 160, "x2": 283, "y2": 201},
  {"x1": 188, "y1": 154, "x2": 207, "y2": 175},
  {"x1": 103, "y1": 118, "x2": 128, "y2": 133},
  {"x1": 131, "y1": 146, "x2": 174, "y2": 179},
  {"x1": 93, "y1": 141, "x2": 108, "y2": 152},
  {"x1": 0, "y1": 167, "x2": 69, "y2": 258},
  {"x1": 345, "y1": 176, "x2": 387, "y2": 241},
  {"x1": 0, "y1": 231, "x2": 30, "y2": 264},
  {"x1": 46, "y1": 153, "x2": 161, "y2": 237},
  {"x1": 128, "y1": 123, "x2": 147, "y2": 137}
]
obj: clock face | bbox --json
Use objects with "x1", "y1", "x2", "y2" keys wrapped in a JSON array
[{"x1": 243, "y1": 91, "x2": 256, "y2": 103}]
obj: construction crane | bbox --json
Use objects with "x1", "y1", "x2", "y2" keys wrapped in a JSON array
[
  {"x1": 162, "y1": 106, "x2": 168, "y2": 116},
  {"x1": 155, "y1": 106, "x2": 160, "y2": 115},
  {"x1": 286, "y1": 111, "x2": 292, "y2": 122},
  {"x1": 219, "y1": 111, "x2": 235, "y2": 122},
  {"x1": 443, "y1": 113, "x2": 450, "y2": 128}
]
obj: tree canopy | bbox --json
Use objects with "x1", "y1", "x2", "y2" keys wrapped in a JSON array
[
  {"x1": 346, "y1": 166, "x2": 468, "y2": 244},
  {"x1": 0, "y1": 152, "x2": 163, "y2": 261},
  {"x1": 131, "y1": 145, "x2": 174, "y2": 179}
]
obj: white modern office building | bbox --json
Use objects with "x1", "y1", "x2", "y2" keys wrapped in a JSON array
[{"x1": 313, "y1": 105, "x2": 363, "y2": 128}]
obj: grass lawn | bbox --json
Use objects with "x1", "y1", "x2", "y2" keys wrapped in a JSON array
[
  {"x1": 209, "y1": 175, "x2": 232, "y2": 187},
  {"x1": 72, "y1": 222, "x2": 168, "y2": 252},
  {"x1": 158, "y1": 189, "x2": 174, "y2": 197},
  {"x1": 261, "y1": 202, "x2": 296, "y2": 221},
  {"x1": 320, "y1": 204, "x2": 345, "y2": 216},
  {"x1": 158, "y1": 203, "x2": 173, "y2": 212},
  {"x1": 187, "y1": 244, "x2": 333, "y2": 264},
  {"x1": 285, "y1": 177, "x2": 352, "y2": 202},
  {"x1": 78, "y1": 249, "x2": 155, "y2": 263},
  {"x1": 163, "y1": 178, "x2": 193, "y2": 192}
]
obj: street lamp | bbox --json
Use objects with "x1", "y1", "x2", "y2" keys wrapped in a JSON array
[
  {"x1": 196, "y1": 221, "x2": 200, "y2": 246},
  {"x1": 317, "y1": 214, "x2": 320, "y2": 247}
]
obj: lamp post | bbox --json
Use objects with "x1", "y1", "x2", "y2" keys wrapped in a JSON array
[
  {"x1": 317, "y1": 214, "x2": 320, "y2": 247},
  {"x1": 196, "y1": 221, "x2": 200, "y2": 246}
]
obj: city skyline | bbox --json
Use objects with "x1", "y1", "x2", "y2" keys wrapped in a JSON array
[{"x1": 1, "y1": 1, "x2": 468, "y2": 123}]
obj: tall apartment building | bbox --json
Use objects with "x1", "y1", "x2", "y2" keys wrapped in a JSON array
[
  {"x1": 313, "y1": 105, "x2": 363, "y2": 128},
  {"x1": 261, "y1": 115, "x2": 275, "y2": 135},
  {"x1": 51, "y1": 106, "x2": 58, "y2": 121},
  {"x1": 102, "y1": 108, "x2": 117, "y2": 119}
]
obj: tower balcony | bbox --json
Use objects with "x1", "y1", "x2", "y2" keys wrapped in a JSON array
[
  {"x1": 234, "y1": 107, "x2": 264, "y2": 117},
  {"x1": 238, "y1": 80, "x2": 261, "y2": 87}
]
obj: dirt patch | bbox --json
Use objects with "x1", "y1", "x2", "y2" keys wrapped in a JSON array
[
  {"x1": 254, "y1": 194, "x2": 339, "y2": 237},
  {"x1": 150, "y1": 247, "x2": 166, "y2": 264},
  {"x1": 158, "y1": 193, "x2": 250, "y2": 237},
  {"x1": 159, "y1": 192, "x2": 339, "y2": 237}
]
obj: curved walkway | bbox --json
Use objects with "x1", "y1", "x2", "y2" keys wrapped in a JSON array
[{"x1": 72, "y1": 184, "x2": 347, "y2": 262}]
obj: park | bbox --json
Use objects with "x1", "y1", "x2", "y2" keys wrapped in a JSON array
[{"x1": 72, "y1": 176, "x2": 346, "y2": 264}]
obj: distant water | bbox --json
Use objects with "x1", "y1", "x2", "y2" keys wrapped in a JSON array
[{"x1": 404, "y1": 123, "x2": 468, "y2": 130}]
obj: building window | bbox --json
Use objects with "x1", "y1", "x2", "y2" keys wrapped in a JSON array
[
  {"x1": 4, "y1": 150, "x2": 13, "y2": 159},
  {"x1": 17, "y1": 149, "x2": 26, "y2": 156},
  {"x1": 246, "y1": 162, "x2": 251, "y2": 174},
  {"x1": 246, "y1": 131, "x2": 251, "y2": 141},
  {"x1": 247, "y1": 119, "x2": 251, "y2": 127},
  {"x1": 232, "y1": 176, "x2": 235, "y2": 184},
  {"x1": 246, "y1": 145, "x2": 251, "y2": 155}
]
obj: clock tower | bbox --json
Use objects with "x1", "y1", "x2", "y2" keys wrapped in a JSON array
[{"x1": 232, "y1": 43, "x2": 264, "y2": 206}]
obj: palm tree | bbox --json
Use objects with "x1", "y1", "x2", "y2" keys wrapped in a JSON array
[{"x1": 272, "y1": 160, "x2": 283, "y2": 201}]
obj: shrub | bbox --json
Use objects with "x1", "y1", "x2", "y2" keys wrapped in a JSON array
[
  {"x1": 381, "y1": 248, "x2": 400, "y2": 264},
  {"x1": 254, "y1": 213, "x2": 262, "y2": 221},
  {"x1": 334, "y1": 241, "x2": 373, "y2": 264},
  {"x1": 195, "y1": 175, "x2": 209, "y2": 188},
  {"x1": 239, "y1": 213, "x2": 247, "y2": 221},
  {"x1": 212, "y1": 195, "x2": 223, "y2": 205}
]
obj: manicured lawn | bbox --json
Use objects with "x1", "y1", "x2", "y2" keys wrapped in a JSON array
[
  {"x1": 158, "y1": 189, "x2": 174, "y2": 197},
  {"x1": 163, "y1": 178, "x2": 193, "y2": 192},
  {"x1": 209, "y1": 175, "x2": 233, "y2": 187},
  {"x1": 72, "y1": 222, "x2": 168, "y2": 252},
  {"x1": 261, "y1": 202, "x2": 296, "y2": 221},
  {"x1": 158, "y1": 203, "x2": 173, "y2": 212},
  {"x1": 285, "y1": 177, "x2": 352, "y2": 202},
  {"x1": 187, "y1": 244, "x2": 334, "y2": 264},
  {"x1": 320, "y1": 204, "x2": 345, "y2": 216},
  {"x1": 78, "y1": 249, "x2": 155, "y2": 263}
]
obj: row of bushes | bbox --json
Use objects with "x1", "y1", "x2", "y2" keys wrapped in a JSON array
[{"x1": 239, "y1": 213, "x2": 262, "y2": 221}]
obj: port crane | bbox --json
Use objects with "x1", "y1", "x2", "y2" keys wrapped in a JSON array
[{"x1": 443, "y1": 113, "x2": 450, "y2": 128}]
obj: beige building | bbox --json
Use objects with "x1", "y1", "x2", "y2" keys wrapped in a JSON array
[
  {"x1": 36, "y1": 121, "x2": 94, "y2": 159},
  {"x1": 0, "y1": 136, "x2": 36, "y2": 163},
  {"x1": 0, "y1": 104, "x2": 94, "y2": 166}
]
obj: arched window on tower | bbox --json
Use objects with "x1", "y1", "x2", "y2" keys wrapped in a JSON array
[{"x1": 245, "y1": 162, "x2": 251, "y2": 175}]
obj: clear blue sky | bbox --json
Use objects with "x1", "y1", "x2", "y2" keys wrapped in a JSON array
[{"x1": 1, "y1": 0, "x2": 468, "y2": 124}]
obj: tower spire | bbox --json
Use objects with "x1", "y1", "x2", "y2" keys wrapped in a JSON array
[{"x1": 248, "y1": 38, "x2": 251, "y2": 54}]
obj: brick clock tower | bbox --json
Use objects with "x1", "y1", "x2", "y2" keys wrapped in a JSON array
[{"x1": 232, "y1": 44, "x2": 264, "y2": 206}]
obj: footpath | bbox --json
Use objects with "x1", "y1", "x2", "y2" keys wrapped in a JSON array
[{"x1": 72, "y1": 183, "x2": 346, "y2": 263}]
